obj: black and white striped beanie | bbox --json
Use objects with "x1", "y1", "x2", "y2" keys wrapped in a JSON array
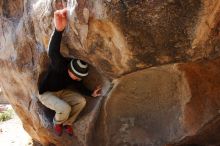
[{"x1": 68, "y1": 59, "x2": 89, "y2": 78}]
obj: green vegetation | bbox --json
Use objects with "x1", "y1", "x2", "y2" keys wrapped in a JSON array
[{"x1": 0, "y1": 109, "x2": 14, "y2": 122}]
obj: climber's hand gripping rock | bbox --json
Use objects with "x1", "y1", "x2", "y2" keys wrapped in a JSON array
[{"x1": 54, "y1": 8, "x2": 68, "y2": 32}]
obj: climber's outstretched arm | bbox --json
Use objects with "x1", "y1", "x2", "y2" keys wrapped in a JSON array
[{"x1": 48, "y1": 8, "x2": 67, "y2": 70}]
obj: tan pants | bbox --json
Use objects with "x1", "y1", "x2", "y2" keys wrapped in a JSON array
[{"x1": 38, "y1": 89, "x2": 86, "y2": 125}]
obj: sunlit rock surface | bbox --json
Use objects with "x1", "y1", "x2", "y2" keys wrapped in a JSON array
[
  {"x1": 95, "y1": 59, "x2": 220, "y2": 146},
  {"x1": 0, "y1": 0, "x2": 220, "y2": 145}
]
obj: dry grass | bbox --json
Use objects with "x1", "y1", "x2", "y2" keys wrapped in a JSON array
[{"x1": 0, "y1": 108, "x2": 13, "y2": 122}]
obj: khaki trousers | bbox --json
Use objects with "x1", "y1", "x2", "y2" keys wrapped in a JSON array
[{"x1": 38, "y1": 89, "x2": 86, "y2": 125}]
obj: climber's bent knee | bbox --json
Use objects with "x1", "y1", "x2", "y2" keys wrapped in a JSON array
[
  {"x1": 79, "y1": 97, "x2": 86, "y2": 109},
  {"x1": 54, "y1": 102, "x2": 71, "y2": 124}
]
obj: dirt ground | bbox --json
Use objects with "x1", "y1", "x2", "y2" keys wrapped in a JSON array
[{"x1": 0, "y1": 105, "x2": 33, "y2": 146}]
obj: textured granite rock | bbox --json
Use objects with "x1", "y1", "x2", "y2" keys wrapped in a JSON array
[
  {"x1": 95, "y1": 58, "x2": 220, "y2": 146},
  {"x1": 1, "y1": 0, "x2": 220, "y2": 145}
]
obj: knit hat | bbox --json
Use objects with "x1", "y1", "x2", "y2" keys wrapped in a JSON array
[{"x1": 68, "y1": 59, "x2": 89, "y2": 78}]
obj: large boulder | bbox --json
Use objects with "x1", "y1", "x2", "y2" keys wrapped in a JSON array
[
  {"x1": 0, "y1": 0, "x2": 220, "y2": 145},
  {"x1": 95, "y1": 58, "x2": 220, "y2": 146}
]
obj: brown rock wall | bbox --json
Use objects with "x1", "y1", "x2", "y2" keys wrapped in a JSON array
[
  {"x1": 95, "y1": 65, "x2": 188, "y2": 146},
  {"x1": 175, "y1": 58, "x2": 220, "y2": 145},
  {"x1": 186, "y1": 0, "x2": 220, "y2": 61},
  {"x1": 0, "y1": 0, "x2": 24, "y2": 19},
  {"x1": 106, "y1": 0, "x2": 201, "y2": 66},
  {"x1": 94, "y1": 58, "x2": 220, "y2": 146},
  {"x1": 0, "y1": 0, "x2": 220, "y2": 145}
]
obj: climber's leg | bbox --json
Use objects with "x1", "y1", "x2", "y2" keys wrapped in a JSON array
[
  {"x1": 38, "y1": 91, "x2": 71, "y2": 124},
  {"x1": 59, "y1": 89, "x2": 86, "y2": 126}
]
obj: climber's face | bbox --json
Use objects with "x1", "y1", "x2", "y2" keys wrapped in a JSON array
[{"x1": 68, "y1": 69, "x2": 82, "y2": 81}]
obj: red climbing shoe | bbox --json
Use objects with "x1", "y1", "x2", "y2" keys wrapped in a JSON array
[
  {"x1": 64, "y1": 125, "x2": 73, "y2": 136},
  {"x1": 54, "y1": 124, "x2": 63, "y2": 136}
]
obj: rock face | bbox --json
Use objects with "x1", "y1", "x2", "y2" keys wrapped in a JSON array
[
  {"x1": 0, "y1": 87, "x2": 8, "y2": 103},
  {"x1": 95, "y1": 59, "x2": 220, "y2": 146},
  {"x1": 0, "y1": 0, "x2": 220, "y2": 145}
]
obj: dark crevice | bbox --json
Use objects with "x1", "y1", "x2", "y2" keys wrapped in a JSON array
[
  {"x1": 38, "y1": 101, "x2": 55, "y2": 124},
  {"x1": 28, "y1": 99, "x2": 32, "y2": 111},
  {"x1": 173, "y1": 115, "x2": 220, "y2": 146},
  {"x1": 2, "y1": 0, "x2": 9, "y2": 18},
  {"x1": 1, "y1": 19, "x2": 7, "y2": 42}
]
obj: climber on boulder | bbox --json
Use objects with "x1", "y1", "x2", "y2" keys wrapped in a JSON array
[{"x1": 38, "y1": 8, "x2": 101, "y2": 136}]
